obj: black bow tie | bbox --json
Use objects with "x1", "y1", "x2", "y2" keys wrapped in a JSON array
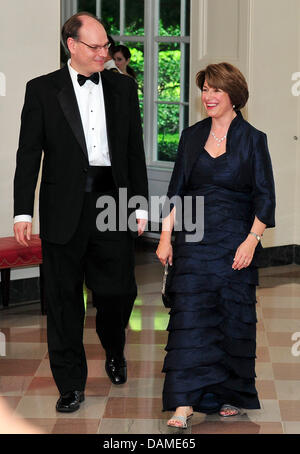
[{"x1": 77, "y1": 72, "x2": 100, "y2": 86}]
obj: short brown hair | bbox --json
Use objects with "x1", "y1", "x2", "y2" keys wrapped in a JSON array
[
  {"x1": 61, "y1": 12, "x2": 105, "y2": 55},
  {"x1": 196, "y1": 62, "x2": 249, "y2": 110}
]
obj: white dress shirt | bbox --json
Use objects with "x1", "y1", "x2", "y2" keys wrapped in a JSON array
[
  {"x1": 14, "y1": 60, "x2": 147, "y2": 223},
  {"x1": 68, "y1": 60, "x2": 111, "y2": 166}
]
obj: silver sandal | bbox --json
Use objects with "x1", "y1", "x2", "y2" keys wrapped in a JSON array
[
  {"x1": 167, "y1": 413, "x2": 193, "y2": 429},
  {"x1": 219, "y1": 404, "x2": 246, "y2": 417}
]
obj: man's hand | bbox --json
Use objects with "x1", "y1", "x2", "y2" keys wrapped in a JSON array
[
  {"x1": 14, "y1": 222, "x2": 32, "y2": 247},
  {"x1": 137, "y1": 218, "x2": 147, "y2": 236}
]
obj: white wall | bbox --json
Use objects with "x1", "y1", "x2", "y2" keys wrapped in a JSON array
[
  {"x1": 0, "y1": 0, "x2": 60, "y2": 280},
  {"x1": 247, "y1": 0, "x2": 300, "y2": 247},
  {"x1": 0, "y1": 0, "x2": 60, "y2": 239}
]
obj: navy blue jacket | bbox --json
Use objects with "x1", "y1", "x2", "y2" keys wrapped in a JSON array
[{"x1": 167, "y1": 111, "x2": 276, "y2": 228}]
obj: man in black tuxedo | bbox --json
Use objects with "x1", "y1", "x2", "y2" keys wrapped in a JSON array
[{"x1": 13, "y1": 12, "x2": 148, "y2": 413}]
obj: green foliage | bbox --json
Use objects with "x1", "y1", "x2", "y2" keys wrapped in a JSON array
[
  {"x1": 159, "y1": 23, "x2": 181, "y2": 37},
  {"x1": 159, "y1": 0, "x2": 181, "y2": 36},
  {"x1": 101, "y1": 0, "x2": 120, "y2": 34},
  {"x1": 158, "y1": 104, "x2": 179, "y2": 136},
  {"x1": 124, "y1": 0, "x2": 144, "y2": 36},
  {"x1": 158, "y1": 133, "x2": 179, "y2": 162},
  {"x1": 158, "y1": 48, "x2": 181, "y2": 101},
  {"x1": 127, "y1": 47, "x2": 144, "y2": 98}
]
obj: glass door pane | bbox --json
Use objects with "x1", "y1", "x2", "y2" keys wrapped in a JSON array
[
  {"x1": 122, "y1": 41, "x2": 145, "y2": 123},
  {"x1": 185, "y1": 0, "x2": 191, "y2": 35},
  {"x1": 125, "y1": 0, "x2": 144, "y2": 36},
  {"x1": 159, "y1": 0, "x2": 181, "y2": 36},
  {"x1": 78, "y1": 0, "x2": 96, "y2": 15},
  {"x1": 158, "y1": 42, "x2": 181, "y2": 102},
  {"x1": 157, "y1": 103, "x2": 180, "y2": 162},
  {"x1": 101, "y1": 0, "x2": 120, "y2": 34}
]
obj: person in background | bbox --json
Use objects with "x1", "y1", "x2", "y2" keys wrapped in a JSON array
[
  {"x1": 112, "y1": 45, "x2": 137, "y2": 81},
  {"x1": 104, "y1": 35, "x2": 122, "y2": 73},
  {"x1": 156, "y1": 62, "x2": 275, "y2": 428}
]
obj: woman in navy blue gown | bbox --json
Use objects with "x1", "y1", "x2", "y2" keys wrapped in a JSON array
[{"x1": 156, "y1": 62, "x2": 276, "y2": 428}]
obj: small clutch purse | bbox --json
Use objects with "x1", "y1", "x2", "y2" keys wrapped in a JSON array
[{"x1": 161, "y1": 261, "x2": 172, "y2": 308}]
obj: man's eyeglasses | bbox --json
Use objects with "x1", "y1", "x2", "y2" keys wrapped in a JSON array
[{"x1": 77, "y1": 40, "x2": 111, "y2": 52}]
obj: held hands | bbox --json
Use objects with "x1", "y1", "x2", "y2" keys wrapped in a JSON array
[
  {"x1": 232, "y1": 234, "x2": 258, "y2": 270},
  {"x1": 13, "y1": 222, "x2": 32, "y2": 247},
  {"x1": 156, "y1": 238, "x2": 173, "y2": 266}
]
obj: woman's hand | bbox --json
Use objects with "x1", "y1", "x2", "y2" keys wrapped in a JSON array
[
  {"x1": 232, "y1": 235, "x2": 258, "y2": 270},
  {"x1": 156, "y1": 239, "x2": 173, "y2": 266}
]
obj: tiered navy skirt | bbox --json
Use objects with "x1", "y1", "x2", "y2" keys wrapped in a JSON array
[{"x1": 162, "y1": 189, "x2": 261, "y2": 413}]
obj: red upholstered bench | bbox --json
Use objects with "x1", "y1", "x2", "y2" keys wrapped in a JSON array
[{"x1": 0, "y1": 235, "x2": 45, "y2": 314}]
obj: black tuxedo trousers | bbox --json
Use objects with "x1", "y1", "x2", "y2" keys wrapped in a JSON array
[{"x1": 42, "y1": 191, "x2": 137, "y2": 394}]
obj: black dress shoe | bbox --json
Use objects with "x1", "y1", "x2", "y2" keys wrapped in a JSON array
[
  {"x1": 56, "y1": 390, "x2": 85, "y2": 413},
  {"x1": 105, "y1": 356, "x2": 127, "y2": 385}
]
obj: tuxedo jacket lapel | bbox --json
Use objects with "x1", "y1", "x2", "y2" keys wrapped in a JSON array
[
  {"x1": 101, "y1": 70, "x2": 118, "y2": 163},
  {"x1": 56, "y1": 66, "x2": 89, "y2": 160}
]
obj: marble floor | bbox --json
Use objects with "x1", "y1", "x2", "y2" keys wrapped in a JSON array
[{"x1": 0, "y1": 250, "x2": 300, "y2": 434}]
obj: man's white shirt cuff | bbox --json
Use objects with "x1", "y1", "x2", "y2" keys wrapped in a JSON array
[
  {"x1": 14, "y1": 212, "x2": 147, "y2": 223},
  {"x1": 135, "y1": 210, "x2": 148, "y2": 220}
]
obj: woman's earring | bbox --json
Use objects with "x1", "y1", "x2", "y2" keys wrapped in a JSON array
[{"x1": 232, "y1": 105, "x2": 236, "y2": 109}]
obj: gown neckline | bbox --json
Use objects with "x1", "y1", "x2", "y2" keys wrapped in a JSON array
[
  {"x1": 204, "y1": 148, "x2": 227, "y2": 160},
  {"x1": 203, "y1": 112, "x2": 240, "y2": 160}
]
